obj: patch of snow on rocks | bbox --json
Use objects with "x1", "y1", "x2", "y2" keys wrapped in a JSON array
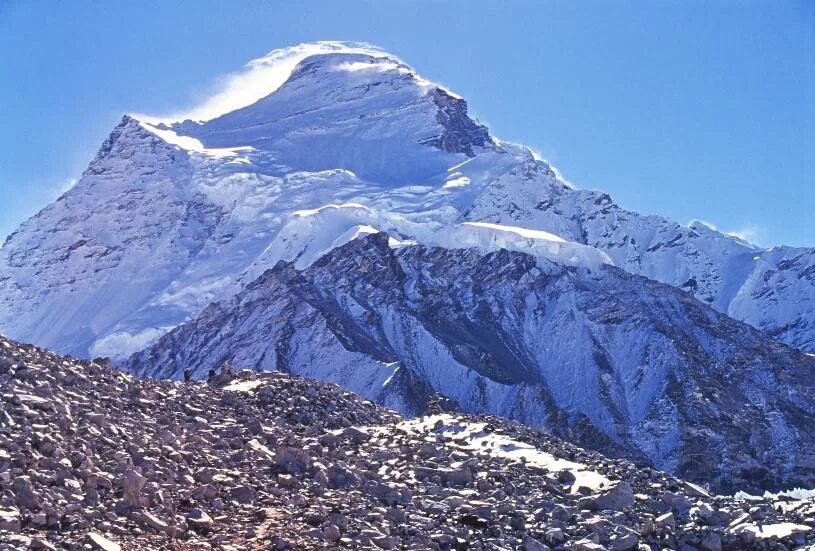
[
  {"x1": 389, "y1": 414, "x2": 611, "y2": 493},
  {"x1": 222, "y1": 379, "x2": 265, "y2": 393}
]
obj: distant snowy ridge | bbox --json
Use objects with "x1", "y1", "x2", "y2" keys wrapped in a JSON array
[{"x1": 0, "y1": 41, "x2": 812, "y2": 360}]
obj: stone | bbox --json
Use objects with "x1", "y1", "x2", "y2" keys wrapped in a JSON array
[
  {"x1": 610, "y1": 526, "x2": 639, "y2": 551},
  {"x1": 694, "y1": 502, "x2": 715, "y2": 520},
  {"x1": 557, "y1": 468, "x2": 576, "y2": 484},
  {"x1": 662, "y1": 491, "x2": 692, "y2": 515},
  {"x1": 700, "y1": 533, "x2": 721, "y2": 551},
  {"x1": 441, "y1": 466, "x2": 474, "y2": 486},
  {"x1": 523, "y1": 535, "x2": 551, "y2": 551},
  {"x1": 655, "y1": 512, "x2": 675, "y2": 530},
  {"x1": 230, "y1": 485, "x2": 254, "y2": 504},
  {"x1": 591, "y1": 481, "x2": 634, "y2": 511},
  {"x1": 575, "y1": 540, "x2": 605, "y2": 551},
  {"x1": 323, "y1": 523, "x2": 341, "y2": 541},
  {"x1": 87, "y1": 532, "x2": 122, "y2": 551},
  {"x1": 683, "y1": 481, "x2": 710, "y2": 498},
  {"x1": 87, "y1": 412, "x2": 107, "y2": 427},
  {"x1": 544, "y1": 528, "x2": 565, "y2": 545},
  {"x1": 275, "y1": 447, "x2": 310, "y2": 474},
  {"x1": 0, "y1": 507, "x2": 21, "y2": 532},
  {"x1": 12, "y1": 476, "x2": 40, "y2": 509},
  {"x1": 187, "y1": 508, "x2": 213, "y2": 533},
  {"x1": 136, "y1": 510, "x2": 176, "y2": 536},
  {"x1": 120, "y1": 469, "x2": 146, "y2": 508},
  {"x1": 30, "y1": 538, "x2": 57, "y2": 551}
]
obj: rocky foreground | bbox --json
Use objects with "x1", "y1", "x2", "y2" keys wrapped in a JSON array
[{"x1": 1, "y1": 336, "x2": 815, "y2": 550}]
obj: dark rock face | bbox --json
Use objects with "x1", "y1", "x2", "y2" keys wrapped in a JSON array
[
  {"x1": 4, "y1": 334, "x2": 815, "y2": 549},
  {"x1": 128, "y1": 233, "x2": 815, "y2": 493},
  {"x1": 421, "y1": 87, "x2": 492, "y2": 156}
]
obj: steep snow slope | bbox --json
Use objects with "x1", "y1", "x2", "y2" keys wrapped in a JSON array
[
  {"x1": 0, "y1": 41, "x2": 812, "y2": 357},
  {"x1": 128, "y1": 233, "x2": 815, "y2": 493},
  {"x1": 466, "y1": 160, "x2": 815, "y2": 351}
]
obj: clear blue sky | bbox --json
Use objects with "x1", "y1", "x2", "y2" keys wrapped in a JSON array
[{"x1": 1, "y1": 1, "x2": 812, "y2": 246}]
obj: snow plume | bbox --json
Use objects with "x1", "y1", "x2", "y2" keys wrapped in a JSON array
[
  {"x1": 726, "y1": 225, "x2": 765, "y2": 246},
  {"x1": 689, "y1": 219, "x2": 764, "y2": 246},
  {"x1": 56, "y1": 177, "x2": 77, "y2": 196},
  {"x1": 136, "y1": 41, "x2": 396, "y2": 123}
]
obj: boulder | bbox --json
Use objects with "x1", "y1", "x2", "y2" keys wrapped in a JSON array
[
  {"x1": 87, "y1": 532, "x2": 122, "y2": 551},
  {"x1": 591, "y1": 482, "x2": 634, "y2": 511}
]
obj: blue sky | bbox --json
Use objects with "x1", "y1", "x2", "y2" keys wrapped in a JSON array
[{"x1": 0, "y1": 1, "x2": 812, "y2": 246}]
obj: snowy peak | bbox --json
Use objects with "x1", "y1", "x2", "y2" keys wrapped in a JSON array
[
  {"x1": 85, "y1": 115, "x2": 179, "y2": 178},
  {"x1": 166, "y1": 45, "x2": 494, "y2": 185}
]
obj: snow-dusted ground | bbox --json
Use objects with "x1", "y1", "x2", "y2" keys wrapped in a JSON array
[
  {"x1": 222, "y1": 379, "x2": 265, "y2": 393},
  {"x1": 732, "y1": 487, "x2": 815, "y2": 539},
  {"x1": 734, "y1": 522, "x2": 812, "y2": 540},
  {"x1": 383, "y1": 414, "x2": 611, "y2": 493}
]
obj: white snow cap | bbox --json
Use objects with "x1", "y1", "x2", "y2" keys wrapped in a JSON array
[{"x1": 139, "y1": 41, "x2": 414, "y2": 123}]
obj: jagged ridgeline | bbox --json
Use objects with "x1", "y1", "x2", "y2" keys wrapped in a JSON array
[
  {"x1": 0, "y1": 41, "x2": 814, "y2": 503},
  {"x1": 2, "y1": 335, "x2": 815, "y2": 549},
  {"x1": 129, "y1": 233, "x2": 815, "y2": 494}
]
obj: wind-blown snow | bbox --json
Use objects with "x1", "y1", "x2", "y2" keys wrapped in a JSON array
[
  {"x1": 139, "y1": 41, "x2": 404, "y2": 123},
  {"x1": 138, "y1": 121, "x2": 252, "y2": 158},
  {"x1": 441, "y1": 222, "x2": 611, "y2": 269}
]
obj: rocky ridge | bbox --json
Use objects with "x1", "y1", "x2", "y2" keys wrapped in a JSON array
[
  {"x1": 128, "y1": 233, "x2": 815, "y2": 494},
  {"x1": 2, "y1": 335, "x2": 815, "y2": 550}
]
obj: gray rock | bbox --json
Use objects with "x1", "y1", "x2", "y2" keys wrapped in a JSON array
[
  {"x1": 610, "y1": 526, "x2": 639, "y2": 550},
  {"x1": 323, "y1": 523, "x2": 341, "y2": 542},
  {"x1": 0, "y1": 507, "x2": 21, "y2": 533},
  {"x1": 700, "y1": 533, "x2": 721, "y2": 551},
  {"x1": 662, "y1": 491, "x2": 692, "y2": 515},
  {"x1": 523, "y1": 535, "x2": 551, "y2": 551},
  {"x1": 655, "y1": 512, "x2": 675, "y2": 530},
  {"x1": 87, "y1": 532, "x2": 122, "y2": 551},
  {"x1": 591, "y1": 482, "x2": 634, "y2": 511},
  {"x1": 120, "y1": 469, "x2": 146, "y2": 508},
  {"x1": 12, "y1": 476, "x2": 40, "y2": 509},
  {"x1": 230, "y1": 485, "x2": 254, "y2": 504}
]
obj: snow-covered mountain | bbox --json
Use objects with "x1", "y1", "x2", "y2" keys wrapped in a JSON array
[
  {"x1": 128, "y1": 233, "x2": 815, "y2": 492},
  {"x1": 2, "y1": 39, "x2": 814, "y2": 493},
  {"x1": 466, "y1": 160, "x2": 815, "y2": 352},
  {"x1": 0, "y1": 40, "x2": 812, "y2": 360}
]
